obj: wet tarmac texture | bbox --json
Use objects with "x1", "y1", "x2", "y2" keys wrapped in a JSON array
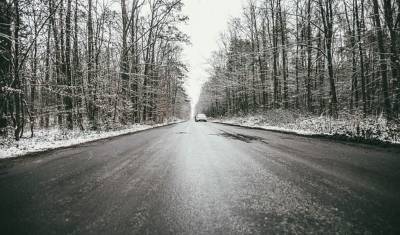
[{"x1": 1, "y1": 121, "x2": 399, "y2": 234}]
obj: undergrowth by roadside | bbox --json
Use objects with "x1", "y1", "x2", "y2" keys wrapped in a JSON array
[
  {"x1": 0, "y1": 119, "x2": 182, "y2": 159},
  {"x1": 213, "y1": 110, "x2": 400, "y2": 145}
]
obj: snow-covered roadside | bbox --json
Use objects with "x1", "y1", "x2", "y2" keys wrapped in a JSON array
[
  {"x1": 0, "y1": 120, "x2": 183, "y2": 159},
  {"x1": 212, "y1": 111, "x2": 400, "y2": 145},
  {"x1": 213, "y1": 117, "x2": 315, "y2": 135}
]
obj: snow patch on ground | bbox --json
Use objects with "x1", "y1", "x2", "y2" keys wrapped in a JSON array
[
  {"x1": 0, "y1": 120, "x2": 183, "y2": 159},
  {"x1": 212, "y1": 110, "x2": 400, "y2": 144}
]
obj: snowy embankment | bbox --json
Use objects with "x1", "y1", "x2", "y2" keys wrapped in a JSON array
[
  {"x1": 212, "y1": 110, "x2": 400, "y2": 145},
  {"x1": 0, "y1": 120, "x2": 183, "y2": 159}
]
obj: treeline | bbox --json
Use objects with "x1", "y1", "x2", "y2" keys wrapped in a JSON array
[
  {"x1": 0, "y1": 0, "x2": 191, "y2": 141},
  {"x1": 197, "y1": 0, "x2": 400, "y2": 121}
]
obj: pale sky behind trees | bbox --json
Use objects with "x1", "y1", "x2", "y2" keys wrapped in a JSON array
[{"x1": 181, "y1": 0, "x2": 245, "y2": 111}]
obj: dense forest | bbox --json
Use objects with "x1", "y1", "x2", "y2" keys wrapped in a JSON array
[
  {"x1": 197, "y1": 0, "x2": 400, "y2": 123},
  {"x1": 0, "y1": 0, "x2": 191, "y2": 141}
]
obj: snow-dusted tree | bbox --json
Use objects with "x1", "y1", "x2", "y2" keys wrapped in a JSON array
[
  {"x1": 0, "y1": 0, "x2": 190, "y2": 140},
  {"x1": 197, "y1": 0, "x2": 400, "y2": 121}
]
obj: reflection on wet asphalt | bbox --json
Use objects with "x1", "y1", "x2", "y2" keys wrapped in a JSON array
[{"x1": 0, "y1": 121, "x2": 400, "y2": 234}]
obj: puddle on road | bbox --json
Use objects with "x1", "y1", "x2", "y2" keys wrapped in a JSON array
[
  {"x1": 210, "y1": 131, "x2": 267, "y2": 144},
  {"x1": 176, "y1": 132, "x2": 189, "y2": 135}
]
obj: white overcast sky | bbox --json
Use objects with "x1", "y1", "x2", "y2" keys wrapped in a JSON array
[{"x1": 181, "y1": 0, "x2": 245, "y2": 109}]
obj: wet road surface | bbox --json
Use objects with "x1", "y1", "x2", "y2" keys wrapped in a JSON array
[{"x1": 1, "y1": 121, "x2": 400, "y2": 234}]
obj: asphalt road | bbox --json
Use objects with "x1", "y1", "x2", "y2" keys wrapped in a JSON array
[{"x1": 1, "y1": 121, "x2": 400, "y2": 234}]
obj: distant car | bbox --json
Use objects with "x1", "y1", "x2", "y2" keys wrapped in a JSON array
[{"x1": 195, "y1": 114, "x2": 207, "y2": 122}]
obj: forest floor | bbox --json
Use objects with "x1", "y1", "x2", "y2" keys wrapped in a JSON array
[
  {"x1": 0, "y1": 119, "x2": 183, "y2": 159},
  {"x1": 212, "y1": 110, "x2": 400, "y2": 145}
]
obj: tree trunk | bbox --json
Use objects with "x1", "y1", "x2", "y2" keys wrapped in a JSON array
[
  {"x1": 0, "y1": 0, "x2": 11, "y2": 136},
  {"x1": 279, "y1": 0, "x2": 288, "y2": 109},
  {"x1": 306, "y1": 0, "x2": 313, "y2": 112},
  {"x1": 372, "y1": 0, "x2": 392, "y2": 118},
  {"x1": 120, "y1": 0, "x2": 129, "y2": 123},
  {"x1": 87, "y1": 0, "x2": 96, "y2": 129},
  {"x1": 355, "y1": 0, "x2": 367, "y2": 116},
  {"x1": 382, "y1": 0, "x2": 400, "y2": 116},
  {"x1": 13, "y1": 0, "x2": 22, "y2": 140},
  {"x1": 319, "y1": 0, "x2": 338, "y2": 117},
  {"x1": 270, "y1": 0, "x2": 279, "y2": 109},
  {"x1": 65, "y1": 0, "x2": 73, "y2": 129}
]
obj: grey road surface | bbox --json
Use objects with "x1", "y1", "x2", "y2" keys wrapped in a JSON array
[{"x1": 1, "y1": 121, "x2": 400, "y2": 234}]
